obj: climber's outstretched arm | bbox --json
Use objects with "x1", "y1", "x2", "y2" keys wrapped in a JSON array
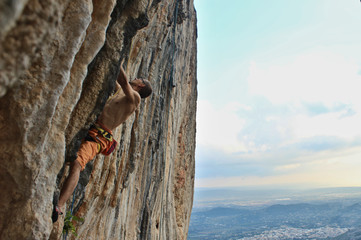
[
  {"x1": 115, "y1": 60, "x2": 127, "y2": 92},
  {"x1": 116, "y1": 61, "x2": 137, "y2": 101}
]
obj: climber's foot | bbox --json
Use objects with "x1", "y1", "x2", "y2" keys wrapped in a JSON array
[{"x1": 52, "y1": 205, "x2": 63, "y2": 223}]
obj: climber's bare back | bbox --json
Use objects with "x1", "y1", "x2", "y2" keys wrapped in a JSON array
[{"x1": 97, "y1": 89, "x2": 141, "y2": 131}]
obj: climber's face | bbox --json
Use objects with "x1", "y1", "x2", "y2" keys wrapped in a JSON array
[
  {"x1": 130, "y1": 78, "x2": 146, "y2": 89},
  {"x1": 130, "y1": 78, "x2": 152, "y2": 98}
]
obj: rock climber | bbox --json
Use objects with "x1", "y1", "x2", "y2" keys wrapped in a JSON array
[{"x1": 52, "y1": 60, "x2": 152, "y2": 223}]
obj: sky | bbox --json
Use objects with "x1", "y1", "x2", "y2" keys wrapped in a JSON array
[{"x1": 194, "y1": 0, "x2": 361, "y2": 189}]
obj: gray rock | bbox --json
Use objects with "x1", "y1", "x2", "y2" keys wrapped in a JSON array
[{"x1": 0, "y1": 0, "x2": 197, "y2": 239}]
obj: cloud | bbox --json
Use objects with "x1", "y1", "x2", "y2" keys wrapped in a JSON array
[
  {"x1": 196, "y1": 126, "x2": 361, "y2": 182},
  {"x1": 301, "y1": 102, "x2": 335, "y2": 116},
  {"x1": 195, "y1": 145, "x2": 273, "y2": 178},
  {"x1": 196, "y1": 89, "x2": 361, "y2": 181},
  {"x1": 195, "y1": 0, "x2": 361, "y2": 189},
  {"x1": 291, "y1": 110, "x2": 361, "y2": 140},
  {"x1": 195, "y1": 145, "x2": 361, "y2": 189},
  {"x1": 248, "y1": 50, "x2": 361, "y2": 106},
  {"x1": 196, "y1": 100, "x2": 250, "y2": 153},
  {"x1": 237, "y1": 99, "x2": 293, "y2": 150},
  {"x1": 244, "y1": 50, "x2": 361, "y2": 146}
]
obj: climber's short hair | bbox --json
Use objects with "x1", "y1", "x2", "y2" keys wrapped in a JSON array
[{"x1": 138, "y1": 79, "x2": 152, "y2": 98}]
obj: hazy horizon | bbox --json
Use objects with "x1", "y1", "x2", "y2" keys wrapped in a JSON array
[{"x1": 192, "y1": 186, "x2": 361, "y2": 210}]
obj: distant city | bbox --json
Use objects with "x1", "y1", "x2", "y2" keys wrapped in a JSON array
[{"x1": 188, "y1": 187, "x2": 361, "y2": 240}]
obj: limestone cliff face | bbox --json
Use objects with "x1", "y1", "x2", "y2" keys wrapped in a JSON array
[{"x1": 0, "y1": 0, "x2": 197, "y2": 239}]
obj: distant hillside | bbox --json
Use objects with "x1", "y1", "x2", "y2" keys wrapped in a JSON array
[
  {"x1": 332, "y1": 227, "x2": 361, "y2": 240},
  {"x1": 189, "y1": 201, "x2": 361, "y2": 240}
]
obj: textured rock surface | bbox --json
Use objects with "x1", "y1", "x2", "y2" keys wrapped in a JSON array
[{"x1": 0, "y1": 0, "x2": 197, "y2": 239}]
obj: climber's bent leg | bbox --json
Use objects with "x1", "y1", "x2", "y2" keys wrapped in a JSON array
[
  {"x1": 57, "y1": 139, "x2": 99, "y2": 205},
  {"x1": 53, "y1": 134, "x2": 102, "y2": 223},
  {"x1": 58, "y1": 160, "x2": 82, "y2": 208},
  {"x1": 52, "y1": 160, "x2": 82, "y2": 223},
  {"x1": 75, "y1": 138, "x2": 101, "y2": 171}
]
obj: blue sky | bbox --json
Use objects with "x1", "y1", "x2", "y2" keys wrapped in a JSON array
[{"x1": 194, "y1": 0, "x2": 361, "y2": 189}]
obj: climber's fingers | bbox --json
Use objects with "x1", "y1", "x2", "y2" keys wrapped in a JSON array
[{"x1": 120, "y1": 58, "x2": 125, "y2": 69}]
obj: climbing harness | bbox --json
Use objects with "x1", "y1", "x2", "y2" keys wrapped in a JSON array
[
  {"x1": 94, "y1": 124, "x2": 113, "y2": 142},
  {"x1": 85, "y1": 124, "x2": 118, "y2": 156},
  {"x1": 94, "y1": 124, "x2": 117, "y2": 155}
]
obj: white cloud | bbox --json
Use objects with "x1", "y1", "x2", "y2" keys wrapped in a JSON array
[
  {"x1": 274, "y1": 163, "x2": 301, "y2": 172},
  {"x1": 291, "y1": 111, "x2": 361, "y2": 140},
  {"x1": 196, "y1": 100, "x2": 249, "y2": 153},
  {"x1": 195, "y1": 0, "x2": 361, "y2": 189},
  {"x1": 248, "y1": 50, "x2": 361, "y2": 106},
  {"x1": 247, "y1": 49, "x2": 361, "y2": 143},
  {"x1": 195, "y1": 146, "x2": 361, "y2": 189}
]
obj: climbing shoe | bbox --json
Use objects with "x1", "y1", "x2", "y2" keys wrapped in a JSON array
[{"x1": 52, "y1": 205, "x2": 63, "y2": 223}]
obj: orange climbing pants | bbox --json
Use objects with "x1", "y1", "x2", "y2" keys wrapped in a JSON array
[{"x1": 76, "y1": 122, "x2": 117, "y2": 171}]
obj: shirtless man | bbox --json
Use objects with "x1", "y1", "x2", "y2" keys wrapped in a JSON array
[{"x1": 52, "y1": 62, "x2": 152, "y2": 223}]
